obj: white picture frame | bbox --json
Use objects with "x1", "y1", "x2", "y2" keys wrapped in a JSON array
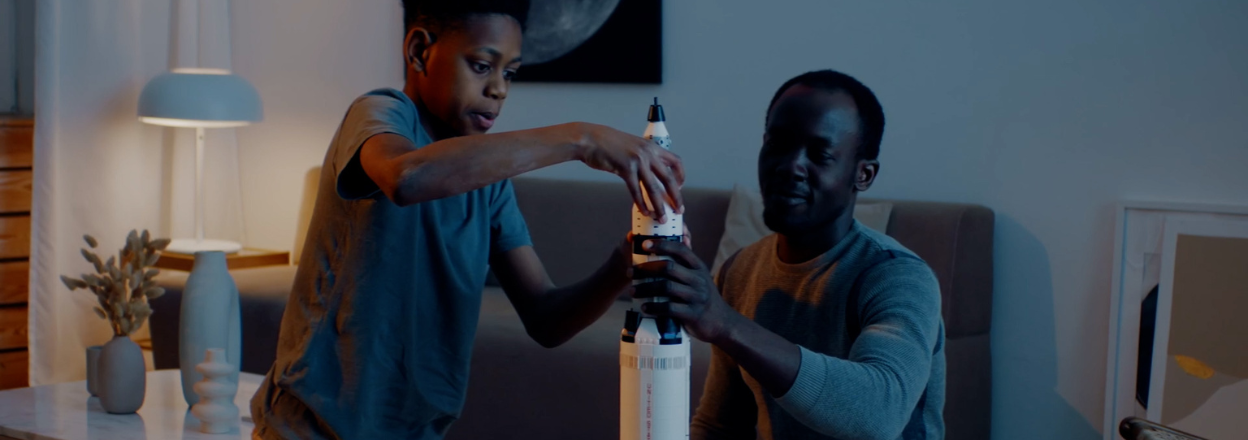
[
  {"x1": 1102, "y1": 201, "x2": 1248, "y2": 439},
  {"x1": 1145, "y1": 217, "x2": 1248, "y2": 436}
]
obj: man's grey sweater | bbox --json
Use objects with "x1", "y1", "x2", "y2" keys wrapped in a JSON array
[{"x1": 691, "y1": 221, "x2": 945, "y2": 440}]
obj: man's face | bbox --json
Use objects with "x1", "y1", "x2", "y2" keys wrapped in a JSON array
[
  {"x1": 758, "y1": 86, "x2": 866, "y2": 236},
  {"x1": 411, "y1": 14, "x2": 523, "y2": 137}
]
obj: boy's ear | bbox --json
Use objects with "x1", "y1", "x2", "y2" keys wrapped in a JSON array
[
  {"x1": 405, "y1": 27, "x2": 436, "y2": 74},
  {"x1": 854, "y1": 159, "x2": 879, "y2": 192}
]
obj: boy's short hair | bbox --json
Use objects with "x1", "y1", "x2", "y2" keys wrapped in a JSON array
[
  {"x1": 402, "y1": 0, "x2": 531, "y2": 33},
  {"x1": 766, "y1": 70, "x2": 886, "y2": 161}
]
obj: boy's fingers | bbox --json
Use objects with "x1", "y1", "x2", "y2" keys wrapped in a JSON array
[
  {"x1": 653, "y1": 161, "x2": 684, "y2": 215},
  {"x1": 658, "y1": 156, "x2": 685, "y2": 214},
  {"x1": 624, "y1": 173, "x2": 650, "y2": 217},
  {"x1": 641, "y1": 168, "x2": 667, "y2": 220},
  {"x1": 659, "y1": 149, "x2": 685, "y2": 185}
]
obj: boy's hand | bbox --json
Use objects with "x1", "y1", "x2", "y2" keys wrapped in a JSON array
[
  {"x1": 630, "y1": 237, "x2": 741, "y2": 345},
  {"x1": 572, "y1": 123, "x2": 685, "y2": 220}
]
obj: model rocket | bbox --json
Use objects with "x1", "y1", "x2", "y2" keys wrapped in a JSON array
[{"x1": 620, "y1": 97, "x2": 691, "y2": 440}]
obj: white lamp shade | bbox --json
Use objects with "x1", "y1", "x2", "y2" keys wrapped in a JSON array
[{"x1": 138, "y1": 68, "x2": 263, "y2": 127}]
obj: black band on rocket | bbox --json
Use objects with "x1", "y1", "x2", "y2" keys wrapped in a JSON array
[
  {"x1": 621, "y1": 310, "x2": 642, "y2": 343},
  {"x1": 632, "y1": 234, "x2": 682, "y2": 255},
  {"x1": 632, "y1": 262, "x2": 672, "y2": 280},
  {"x1": 633, "y1": 280, "x2": 670, "y2": 298}
]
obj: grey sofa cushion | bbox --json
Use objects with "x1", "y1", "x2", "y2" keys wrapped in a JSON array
[{"x1": 876, "y1": 200, "x2": 994, "y2": 340}]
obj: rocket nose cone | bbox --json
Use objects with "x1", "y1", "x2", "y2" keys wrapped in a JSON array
[{"x1": 648, "y1": 97, "x2": 665, "y2": 122}]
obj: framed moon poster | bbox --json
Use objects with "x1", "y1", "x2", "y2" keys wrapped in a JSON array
[
  {"x1": 1103, "y1": 201, "x2": 1248, "y2": 440},
  {"x1": 515, "y1": 0, "x2": 662, "y2": 84}
]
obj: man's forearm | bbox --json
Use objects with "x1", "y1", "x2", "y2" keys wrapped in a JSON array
[
  {"x1": 390, "y1": 124, "x2": 584, "y2": 206},
  {"x1": 712, "y1": 313, "x2": 802, "y2": 398}
]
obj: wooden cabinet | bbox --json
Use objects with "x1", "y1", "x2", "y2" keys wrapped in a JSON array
[
  {"x1": 0, "y1": 117, "x2": 33, "y2": 390},
  {"x1": 0, "y1": 121, "x2": 32, "y2": 168},
  {"x1": 0, "y1": 350, "x2": 28, "y2": 390},
  {"x1": 0, "y1": 262, "x2": 27, "y2": 306},
  {"x1": 0, "y1": 216, "x2": 31, "y2": 260}
]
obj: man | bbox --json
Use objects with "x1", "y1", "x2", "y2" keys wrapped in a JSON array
[{"x1": 637, "y1": 70, "x2": 945, "y2": 439}]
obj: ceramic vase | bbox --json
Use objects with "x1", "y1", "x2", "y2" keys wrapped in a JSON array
[
  {"x1": 85, "y1": 345, "x2": 101, "y2": 396},
  {"x1": 97, "y1": 335, "x2": 145, "y2": 414},
  {"x1": 179, "y1": 251, "x2": 241, "y2": 405},
  {"x1": 190, "y1": 348, "x2": 239, "y2": 434}
]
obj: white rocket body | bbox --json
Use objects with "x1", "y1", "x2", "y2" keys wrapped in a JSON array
[
  {"x1": 621, "y1": 99, "x2": 691, "y2": 440},
  {"x1": 620, "y1": 316, "x2": 690, "y2": 440}
]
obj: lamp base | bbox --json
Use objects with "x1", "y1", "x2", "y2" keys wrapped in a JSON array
[{"x1": 164, "y1": 239, "x2": 243, "y2": 255}]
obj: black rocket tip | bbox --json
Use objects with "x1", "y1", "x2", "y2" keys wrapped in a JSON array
[{"x1": 648, "y1": 97, "x2": 665, "y2": 122}]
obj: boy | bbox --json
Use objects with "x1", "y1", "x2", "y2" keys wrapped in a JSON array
[
  {"x1": 249, "y1": 1, "x2": 685, "y2": 439},
  {"x1": 637, "y1": 70, "x2": 945, "y2": 439}
]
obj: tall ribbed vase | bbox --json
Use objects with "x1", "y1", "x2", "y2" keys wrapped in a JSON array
[{"x1": 179, "y1": 251, "x2": 241, "y2": 405}]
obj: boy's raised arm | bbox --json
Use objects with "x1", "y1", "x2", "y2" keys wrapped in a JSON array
[{"x1": 359, "y1": 122, "x2": 685, "y2": 219}]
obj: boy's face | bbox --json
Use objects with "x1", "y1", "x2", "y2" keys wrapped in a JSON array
[
  {"x1": 408, "y1": 15, "x2": 523, "y2": 137},
  {"x1": 758, "y1": 86, "x2": 868, "y2": 236}
]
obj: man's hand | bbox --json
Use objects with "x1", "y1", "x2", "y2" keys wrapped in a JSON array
[
  {"x1": 631, "y1": 231, "x2": 802, "y2": 399},
  {"x1": 569, "y1": 122, "x2": 685, "y2": 220},
  {"x1": 631, "y1": 237, "x2": 741, "y2": 344},
  {"x1": 620, "y1": 223, "x2": 691, "y2": 283}
]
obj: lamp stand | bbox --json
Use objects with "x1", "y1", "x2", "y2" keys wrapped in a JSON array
[{"x1": 165, "y1": 126, "x2": 243, "y2": 254}]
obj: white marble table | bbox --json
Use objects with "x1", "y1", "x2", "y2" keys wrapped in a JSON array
[{"x1": 0, "y1": 369, "x2": 262, "y2": 440}]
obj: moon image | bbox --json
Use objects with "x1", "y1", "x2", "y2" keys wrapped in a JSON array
[{"x1": 523, "y1": 0, "x2": 621, "y2": 65}]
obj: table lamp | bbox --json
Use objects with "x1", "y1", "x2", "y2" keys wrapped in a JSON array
[{"x1": 138, "y1": 67, "x2": 262, "y2": 254}]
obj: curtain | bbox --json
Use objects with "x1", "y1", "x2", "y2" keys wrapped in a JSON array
[{"x1": 30, "y1": 0, "x2": 245, "y2": 385}]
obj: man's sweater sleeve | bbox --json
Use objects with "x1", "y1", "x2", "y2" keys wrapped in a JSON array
[
  {"x1": 690, "y1": 344, "x2": 758, "y2": 440},
  {"x1": 773, "y1": 257, "x2": 943, "y2": 440}
]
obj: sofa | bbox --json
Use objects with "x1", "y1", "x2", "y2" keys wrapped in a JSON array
[{"x1": 151, "y1": 176, "x2": 994, "y2": 439}]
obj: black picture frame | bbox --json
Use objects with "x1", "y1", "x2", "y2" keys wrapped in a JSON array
[{"x1": 515, "y1": 0, "x2": 662, "y2": 84}]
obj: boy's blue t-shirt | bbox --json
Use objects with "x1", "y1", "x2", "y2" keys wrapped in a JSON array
[{"x1": 250, "y1": 88, "x2": 532, "y2": 440}]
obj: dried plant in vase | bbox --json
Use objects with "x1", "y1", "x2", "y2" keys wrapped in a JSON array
[{"x1": 60, "y1": 230, "x2": 171, "y2": 337}]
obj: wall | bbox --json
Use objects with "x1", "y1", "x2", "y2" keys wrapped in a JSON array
[
  {"x1": 228, "y1": 1, "x2": 1248, "y2": 438},
  {"x1": 231, "y1": 0, "x2": 404, "y2": 255}
]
